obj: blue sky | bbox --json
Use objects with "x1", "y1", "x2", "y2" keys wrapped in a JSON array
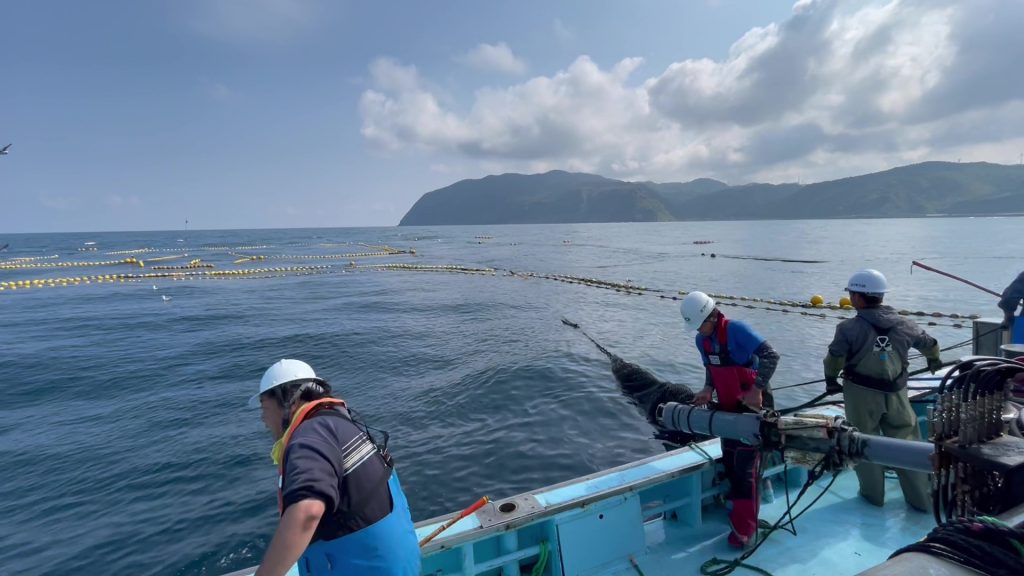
[{"x1": 1, "y1": 0, "x2": 1022, "y2": 232}]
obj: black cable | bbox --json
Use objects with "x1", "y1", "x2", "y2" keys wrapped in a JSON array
[
  {"x1": 931, "y1": 358, "x2": 1024, "y2": 523},
  {"x1": 773, "y1": 378, "x2": 826, "y2": 391},
  {"x1": 889, "y1": 517, "x2": 1024, "y2": 576},
  {"x1": 778, "y1": 461, "x2": 796, "y2": 536},
  {"x1": 908, "y1": 325, "x2": 1003, "y2": 360},
  {"x1": 776, "y1": 361, "x2": 956, "y2": 403},
  {"x1": 779, "y1": 400, "x2": 846, "y2": 415},
  {"x1": 777, "y1": 391, "x2": 831, "y2": 415},
  {"x1": 777, "y1": 327, "x2": 1002, "y2": 392},
  {"x1": 700, "y1": 453, "x2": 840, "y2": 576}
]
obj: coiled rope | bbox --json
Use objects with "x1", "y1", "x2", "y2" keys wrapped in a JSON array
[{"x1": 888, "y1": 516, "x2": 1024, "y2": 576}]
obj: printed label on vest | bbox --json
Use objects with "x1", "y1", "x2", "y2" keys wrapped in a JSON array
[
  {"x1": 874, "y1": 335, "x2": 892, "y2": 360},
  {"x1": 854, "y1": 332, "x2": 902, "y2": 383}
]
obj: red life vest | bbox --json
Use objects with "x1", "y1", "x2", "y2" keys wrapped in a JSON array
[
  {"x1": 277, "y1": 397, "x2": 347, "y2": 514},
  {"x1": 700, "y1": 314, "x2": 757, "y2": 412}
]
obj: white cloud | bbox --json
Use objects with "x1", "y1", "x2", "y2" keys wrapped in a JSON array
[
  {"x1": 359, "y1": 0, "x2": 1024, "y2": 184},
  {"x1": 360, "y1": 58, "x2": 472, "y2": 150},
  {"x1": 457, "y1": 43, "x2": 528, "y2": 76},
  {"x1": 188, "y1": 0, "x2": 318, "y2": 44}
]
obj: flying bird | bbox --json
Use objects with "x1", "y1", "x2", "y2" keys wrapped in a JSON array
[{"x1": 0, "y1": 144, "x2": 11, "y2": 155}]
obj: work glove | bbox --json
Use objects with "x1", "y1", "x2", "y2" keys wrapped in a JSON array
[
  {"x1": 927, "y1": 357, "x2": 944, "y2": 374},
  {"x1": 693, "y1": 387, "x2": 714, "y2": 406},
  {"x1": 1001, "y1": 311, "x2": 1016, "y2": 330},
  {"x1": 741, "y1": 386, "x2": 763, "y2": 411},
  {"x1": 825, "y1": 377, "x2": 842, "y2": 395}
]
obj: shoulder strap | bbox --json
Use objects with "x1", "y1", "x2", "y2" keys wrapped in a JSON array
[
  {"x1": 277, "y1": 398, "x2": 347, "y2": 515},
  {"x1": 701, "y1": 315, "x2": 730, "y2": 356},
  {"x1": 311, "y1": 410, "x2": 396, "y2": 535},
  {"x1": 312, "y1": 408, "x2": 394, "y2": 469},
  {"x1": 279, "y1": 398, "x2": 347, "y2": 460},
  {"x1": 717, "y1": 317, "x2": 730, "y2": 352},
  {"x1": 856, "y1": 315, "x2": 892, "y2": 336}
]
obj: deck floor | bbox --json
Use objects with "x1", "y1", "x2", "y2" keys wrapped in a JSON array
[{"x1": 613, "y1": 471, "x2": 936, "y2": 576}]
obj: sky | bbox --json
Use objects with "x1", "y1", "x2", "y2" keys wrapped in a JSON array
[{"x1": 1, "y1": 0, "x2": 1023, "y2": 233}]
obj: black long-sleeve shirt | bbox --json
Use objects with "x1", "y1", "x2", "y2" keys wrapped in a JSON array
[
  {"x1": 999, "y1": 270, "x2": 1024, "y2": 315},
  {"x1": 282, "y1": 407, "x2": 393, "y2": 542}
]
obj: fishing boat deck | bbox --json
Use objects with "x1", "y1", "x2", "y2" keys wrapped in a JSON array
[{"x1": 621, "y1": 468, "x2": 936, "y2": 576}]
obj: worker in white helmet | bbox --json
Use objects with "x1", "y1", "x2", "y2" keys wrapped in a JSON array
[
  {"x1": 681, "y1": 291, "x2": 780, "y2": 548},
  {"x1": 250, "y1": 359, "x2": 420, "y2": 576},
  {"x1": 823, "y1": 269, "x2": 942, "y2": 512}
]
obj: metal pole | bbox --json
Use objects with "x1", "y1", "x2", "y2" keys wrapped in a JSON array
[
  {"x1": 657, "y1": 403, "x2": 763, "y2": 445},
  {"x1": 852, "y1": 432, "x2": 934, "y2": 473}
]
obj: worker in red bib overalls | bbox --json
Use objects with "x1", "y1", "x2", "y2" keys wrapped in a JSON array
[{"x1": 682, "y1": 291, "x2": 780, "y2": 548}]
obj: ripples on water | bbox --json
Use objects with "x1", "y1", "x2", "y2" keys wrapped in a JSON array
[{"x1": 0, "y1": 219, "x2": 1018, "y2": 575}]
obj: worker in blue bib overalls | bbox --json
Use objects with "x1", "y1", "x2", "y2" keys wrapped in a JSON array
[{"x1": 250, "y1": 359, "x2": 420, "y2": 576}]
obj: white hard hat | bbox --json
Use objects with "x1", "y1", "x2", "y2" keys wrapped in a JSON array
[
  {"x1": 249, "y1": 359, "x2": 320, "y2": 408},
  {"x1": 846, "y1": 269, "x2": 889, "y2": 295},
  {"x1": 681, "y1": 291, "x2": 716, "y2": 331}
]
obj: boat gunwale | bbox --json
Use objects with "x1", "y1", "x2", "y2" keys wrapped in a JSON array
[{"x1": 416, "y1": 437, "x2": 722, "y2": 553}]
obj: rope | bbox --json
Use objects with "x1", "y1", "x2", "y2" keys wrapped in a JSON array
[
  {"x1": 775, "y1": 328, "x2": 1001, "y2": 393},
  {"x1": 531, "y1": 542, "x2": 550, "y2": 576},
  {"x1": 105, "y1": 245, "x2": 273, "y2": 255},
  {"x1": 354, "y1": 263, "x2": 494, "y2": 274},
  {"x1": 1, "y1": 254, "x2": 59, "y2": 263},
  {"x1": 150, "y1": 262, "x2": 214, "y2": 270},
  {"x1": 689, "y1": 290, "x2": 980, "y2": 322},
  {"x1": 230, "y1": 247, "x2": 414, "y2": 262},
  {"x1": 0, "y1": 265, "x2": 337, "y2": 291},
  {"x1": 507, "y1": 271, "x2": 651, "y2": 295},
  {"x1": 888, "y1": 517, "x2": 1024, "y2": 575},
  {"x1": 773, "y1": 378, "x2": 826, "y2": 392},
  {"x1": 0, "y1": 262, "x2": 496, "y2": 293},
  {"x1": 777, "y1": 360, "x2": 960, "y2": 414},
  {"x1": 0, "y1": 257, "x2": 145, "y2": 270},
  {"x1": 706, "y1": 299, "x2": 973, "y2": 329},
  {"x1": 700, "y1": 454, "x2": 841, "y2": 576},
  {"x1": 502, "y1": 271, "x2": 979, "y2": 328},
  {"x1": 628, "y1": 554, "x2": 646, "y2": 576},
  {"x1": 777, "y1": 391, "x2": 834, "y2": 415},
  {"x1": 687, "y1": 441, "x2": 715, "y2": 463}
]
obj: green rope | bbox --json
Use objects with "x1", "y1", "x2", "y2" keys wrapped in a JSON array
[
  {"x1": 688, "y1": 441, "x2": 715, "y2": 463},
  {"x1": 979, "y1": 516, "x2": 1024, "y2": 558},
  {"x1": 700, "y1": 556, "x2": 774, "y2": 576},
  {"x1": 531, "y1": 542, "x2": 549, "y2": 576},
  {"x1": 629, "y1": 554, "x2": 647, "y2": 576}
]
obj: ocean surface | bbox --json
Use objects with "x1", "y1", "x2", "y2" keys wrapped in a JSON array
[{"x1": 0, "y1": 218, "x2": 1019, "y2": 575}]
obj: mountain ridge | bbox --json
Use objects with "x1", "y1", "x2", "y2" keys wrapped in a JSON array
[{"x1": 399, "y1": 161, "x2": 1024, "y2": 225}]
